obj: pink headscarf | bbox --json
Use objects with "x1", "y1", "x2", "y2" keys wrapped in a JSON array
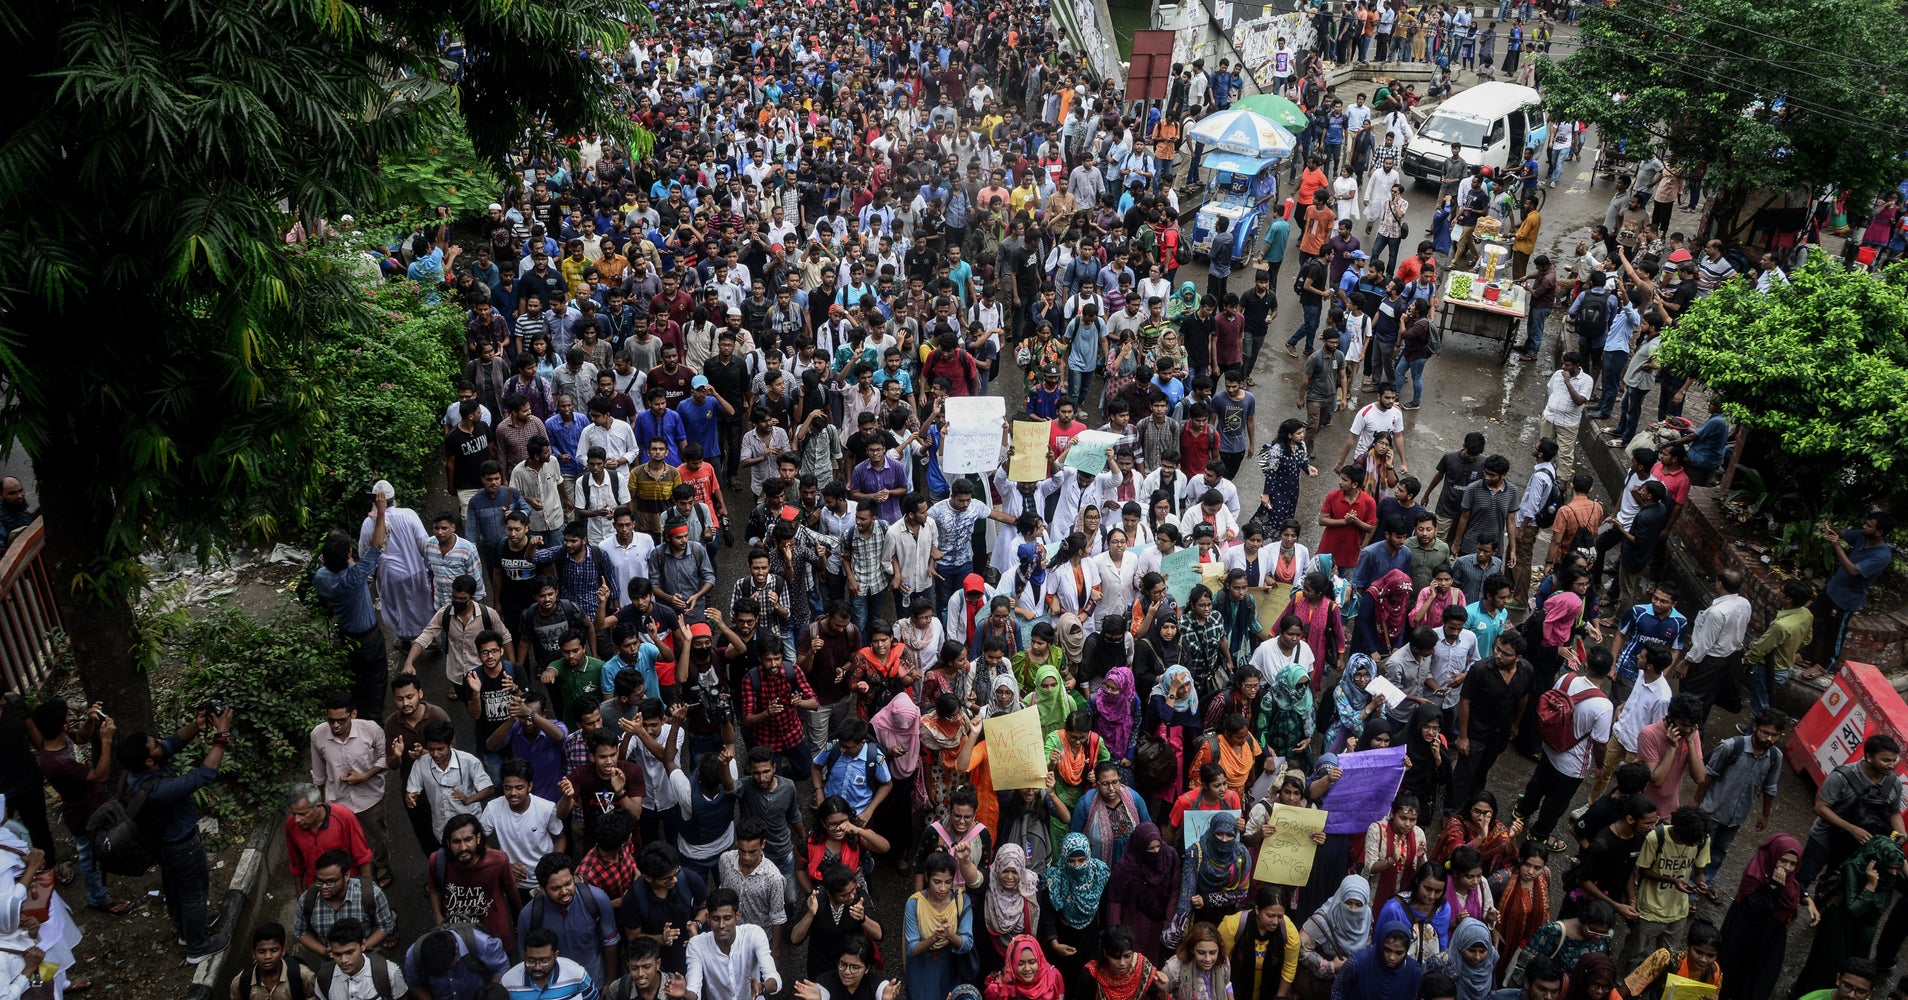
[
  {"x1": 870, "y1": 691, "x2": 923, "y2": 778},
  {"x1": 1092, "y1": 666, "x2": 1138, "y2": 758}
]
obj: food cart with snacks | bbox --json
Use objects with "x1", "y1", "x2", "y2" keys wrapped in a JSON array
[{"x1": 1439, "y1": 245, "x2": 1529, "y2": 362}]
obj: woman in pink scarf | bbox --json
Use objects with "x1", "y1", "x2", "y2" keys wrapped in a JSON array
[
  {"x1": 1278, "y1": 570, "x2": 1345, "y2": 692},
  {"x1": 1091, "y1": 666, "x2": 1142, "y2": 781}
]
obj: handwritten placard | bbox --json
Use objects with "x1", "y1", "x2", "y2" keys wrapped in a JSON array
[
  {"x1": 1161, "y1": 546, "x2": 1202, "y2": 606},
  {"x1": 1318, "y1": 746, "x2": 1407, "y2": 834},
  {"x1": 1061, "y1": 429, "x2": 1125, "y2": 475},
  {"x1": 1253, "y1": 804, "x2": 1328, "y2": 885},
  {"x1": 943, "y1": 397, "x2": 1006, "y2": 474},
  {"x1": 1009, "y1": 419, "x2": 1051, "y2": 482},
  {"x1": 982, "y1": 708, "x2": 1048, "y2": 790}
]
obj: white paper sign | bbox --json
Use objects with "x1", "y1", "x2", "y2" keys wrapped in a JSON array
[
  {"x1": 942, "y1": 396, "x2": 1007, "y2": 475},
  {"x1": 1363, "y1": 674, "x2": 1410, "y2": 711}
]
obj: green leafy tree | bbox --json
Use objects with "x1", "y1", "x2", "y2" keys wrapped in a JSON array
[
  {"x1": 0, "y1": 0, "x2": 636, "y2": 728},
  {"x1": 1538, "y1": 0, "x2": 1908, "y2": 237},
  {"x1": 1657, "y1": 251, "x2": 1908, "y2": 517}
]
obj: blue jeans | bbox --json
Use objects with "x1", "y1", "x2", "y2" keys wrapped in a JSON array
[
  {"x1": 849, "y1": 589, "x2": 888, "y2": 636},
  {"x1": 1595, "y1": 350, "x2": 1628, "y2": 416},
  {"x1": 1546, "y1": 146, "x2": 1565, "y2": 182},
  {"x1": 480, "y1": 750, "x2": 504, "y2": 790},
  {"x1": 1526, "y1": 306, "x2": 1552, "y2": 356},
  {"x1": 1066, "y1": 367, "x2": 1094, "y2": 410},
  {"x1": 160, "y1": 834, "x2": 213, "y2": 955},
  {"x1": 1702, "y1": 818, "x2": 1743, "y2": 883},
  {"x1": 1393, "y1": 356, "x2": 1427, "y2": 404},
  {"x1": 1745, "y1": 657, "x2": 1788, "y2": 715},
  {"x1": 1614, "y1": 385, "x2": 1650, "y2": 443},
  {"x1": 74, "y1": 834, "x2": 110, "y2": 908},
  {"x1": 1287, "y1": 303, "x2": 1322, "y2": 351},
  {"x1": 934, "y1": 560, "x2": 972, "y2": 611}
]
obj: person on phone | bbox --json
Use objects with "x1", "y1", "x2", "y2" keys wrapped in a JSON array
[{"x1": 115, "y1": 703, "x2": 238, "y2": 963}]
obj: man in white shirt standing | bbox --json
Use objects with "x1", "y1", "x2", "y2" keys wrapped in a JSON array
[
  {"x1": 600, "y1": 509, "x2": 656, "y2": 608},
  {"x1": 1542, "y1": 352, "x2": 1595, "y2": 475},
  {"x1": 1515, "y1": 648, "x2": 1613, "y2": 852},
  {"x1": 685, "y1": 890, "x2": 779, "y2": 1000},
  {"x1": 1680, "y1": 568, "x2": 1752, "y2": 717}
]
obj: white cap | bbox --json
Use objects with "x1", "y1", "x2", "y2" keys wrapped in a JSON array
[
  {"x1": 488, "y1": 202, "x2": 504, "y2": 211},
  {"x1": 370, "y1": 479, "x2": 395, "y2": 501},
  {"x1": 339, "y1": 214, "x2": 355, "y2": 223}
]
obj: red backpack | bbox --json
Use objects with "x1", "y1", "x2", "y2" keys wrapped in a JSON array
[{"x1": 1535, "y1": 677, "x2": 1608, "y2": 754}]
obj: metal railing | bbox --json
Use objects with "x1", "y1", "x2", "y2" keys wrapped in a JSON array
[{"x1": 0, "y1": 519, "x2": 60, "y2": 692}]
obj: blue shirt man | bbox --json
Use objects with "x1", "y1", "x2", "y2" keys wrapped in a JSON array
[
  {"x1": 1825, "y1": 521, "x2": 1895, "y2": 613},
  {"x1": 814, "y1": 735, "x2": 892, "y2": 814},
  {"x1": 1613, "y1": 591, "x2": 1688, "y2": 682},
  {"x1": 599, "y1": 639, "x2": 664, "y2": 701},
  {"x1": 1684, "y1": 408, "x2": 1730, "y2": 471},
  {"x1": 676, "y1": 382, "x2": 726, "y2": 460}
]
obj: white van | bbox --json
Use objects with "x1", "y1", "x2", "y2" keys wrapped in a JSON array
[{"x1": 1402, "y1": 82, "x2": 1549, "y2": 185}]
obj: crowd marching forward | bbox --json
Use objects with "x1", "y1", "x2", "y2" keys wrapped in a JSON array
[{"x1": 1, "y1": 0, "x2": 1899, "y2": 998}]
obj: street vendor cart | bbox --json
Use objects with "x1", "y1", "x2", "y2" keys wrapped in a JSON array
[{"x1": 1438, "y1": 249, "x2": 1530, "y2": 362}]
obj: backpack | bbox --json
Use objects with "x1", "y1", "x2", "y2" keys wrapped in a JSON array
[
  {"x1": 317, "y1": 956, "x2": 397, "y2": 1000},
  {"x1": 1424, "y1": 319, "x2": 1443, "y2": 356},
  {"x1": 530, "y1": 882, "x2": 605, "y2": 932},
  {"x1": 237, "y1": 956, "x2": 312, "y2": 1000},
  {"x1": 819, "y1": 741, "x2": 890, "y2": 786},
  {"x1": 1532, "y1": 467, "x2": 1562, "y2": 528},
  {"x1": 1535, "y1": 677, "x2": 1608, "y2": 754},
  {"x1": 299, "y1": 875, "x2": 384, "y2": 939},
  {"x1": 430, "y1": 603, "x2": 501, "y2": 655},
  {"x1": 85, "y1": 778, "x2": 158, "y2": 877},
  {"x1": 1575, "y1": 288, "x2": 1612, "y2": 339}
]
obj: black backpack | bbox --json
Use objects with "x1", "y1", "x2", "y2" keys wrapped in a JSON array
[
  {"x1": 317, "y1": 956, "x2": 397, "y2": 999},
  {"x1": 1532, "y1": 467, "x2": 1562, "y2": 528},
  {"x1": 1575, "y1": 289, "x2": 1612, "y2": 340},
  {"x1": 85, "y1": 778, "x2": 158, "y2": 876}
]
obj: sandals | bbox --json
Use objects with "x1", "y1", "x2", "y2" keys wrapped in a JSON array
[
  {"x1": 55, "y1": 862, "x2": 74, "y2": 887},
  {"x1": 1540, "y1": 835, "x2": 1569, "y2": 855},
  {"x1": 87, "y1": 898, "x2": 132, "y2": 917}
]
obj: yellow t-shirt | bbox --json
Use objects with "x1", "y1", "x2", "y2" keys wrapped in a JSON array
[{"x1": 1217, "y1": 911, "x2": 1300, "y2": 996}]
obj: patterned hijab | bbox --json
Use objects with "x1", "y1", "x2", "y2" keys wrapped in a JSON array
[
  {"x1": 986, "y1": 843, "x2": 1041, "y2": 936},
  {"x1": 1046, "y1": 832, "x2": 1111, "y2": 929}
]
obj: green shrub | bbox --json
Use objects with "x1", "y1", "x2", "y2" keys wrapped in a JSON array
[
  {"x1": 304, "y1": 269, "x2": 463, "y2": 534},
  {"x1": 146, "y1": 597, "x2": 353, "y2": 831}
]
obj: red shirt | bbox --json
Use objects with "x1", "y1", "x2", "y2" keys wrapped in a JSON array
[
  {"x1": 1179, "y1": 421, "x2": 1219, "y2": 475},
  {"x1": 428, "y1": 847, "x2": 518, "y2": 946},
  {"x1": 1049, "y1": 419, "x2": 1087, "y2": 466},
  {"x1": 1650, "y1": 461, "x2": 1690, "y2": 508},
  {"x1": 1318, "y1": 489, "x2": 1378, "y2": 571},
  {"x1": 678, "y1": 461, "x2": 723, "y2": 515},
  {"x1": 283, "y1": 805, "x2": 372, "y2": 888}
]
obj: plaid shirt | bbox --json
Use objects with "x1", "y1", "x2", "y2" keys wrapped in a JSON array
[
  {"x1": 291, "y1": 878, "x2": 395, "y2": 942},
  {"x1": 739, "y1": 662, "x2": 817, "y2": 751},
  {"x1": 564, "y1": 728, "x2": 593, "y2": 775},
  {"x1": 1180, "y1": 611, "x2": 1230, "y2": 699},
  {"x1": 731, "y1": 575, "x2": 792, "y2": 635},
  {"x1": 843, "y1": 521, "x2": 893, "y2": 592},
  {"x1": 576, "y1": 843, "x2": 640, "y2": 902},
  {"x1": 533, "y1": 544, "x2": 609, "y2": 617}
]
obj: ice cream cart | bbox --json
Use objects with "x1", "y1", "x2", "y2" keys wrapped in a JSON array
[{"x1": 1191, "y1": 150, "x2": 1283, "y2": 261}]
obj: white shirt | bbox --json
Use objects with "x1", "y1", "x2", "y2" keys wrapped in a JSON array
[
  {"x1": 1611, "y1": 673, "x2": 1672, "y2": 753},
  {"x1": 1542, "y1": 369, "x2": 1597, "y2": 426},
  {"x1": 601, "y1": 531, "x2": 656, "y2": 606},
  {"x1": 1091, "y1": 551, "x2": 1140, "y2": 624},
  {"x1": 1685, "y1": 593, "x2": 1752, "y2": 663},
  {"x1": 685, "y1": 925, "x2": 779, "y2": 1000},
  {"x1": 1249, "y1": 637, "x2": 1315, "y2": 684},
  {"x1": 1044, "y1": 558, "x2": 1103, "y2": 615},
  {"x1": 629, "y1": 722, "x2": 685, "y2": 815},
  {"x1": 1347, "y1": 402, "x2": 1406, "y2": 461},
  {"x1": 321, "y1": 958, "x2": 408, "y2": 1000},
  {"x1": 579, "y1": 418, "x2": 641, "y2": 471},
  {"x1": 1429, "y1": 629, "x2": 1479, "y2": 710},
  {"x1": 405, "y1": 748, "x2": 492, "y2": 836},
  {"x1": 1142, "y1": 468, "x2": 1190, "y2": 515},
  {"x1": 480, "y1": 795, "x2": 565, "y2": 888},
  {"x1": 1177, "y1": 503, "x2": 1240, "y2": 544},
  {"x1": 1179, "y1": 476, "x2": 1242, "y2": 516},
  {"x1": 573, "y1": 470, "x2": 631, "y2": 544},
  {"x1": 887, "y1": 518, "x2": 940, "y2": 595},
  {"x1": 1544, "y1": 673, "x2": 1615, "y2": 778}
]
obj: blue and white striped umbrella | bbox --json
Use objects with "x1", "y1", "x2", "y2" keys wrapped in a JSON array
[{"x1": 1187, "y1": 109, "x2": 1297, "y2": 157}]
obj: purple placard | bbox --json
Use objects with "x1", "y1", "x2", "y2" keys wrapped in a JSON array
[{"x1": 1318, "y1": 746, "x2": 1407, "y2": 834}]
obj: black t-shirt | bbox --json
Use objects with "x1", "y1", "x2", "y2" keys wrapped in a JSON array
[
  {"x1": 1575, "y1": 825, "x2": 1643, "y2": 903},
  {"x1": 518, "y1": 601, "x2": 588, "y2": 671},
  {"x1": 702, "y1": 356, "x2": 751, "y2": 413},
  {"x1": 1242, "y1": 288, "x2": 1277, "y2": 332},
  {"x1": 1572, "y1": 792, "x2": 1628, "y2": 846},
  {"x1": 1432, "y1": 449, "x2": 1486, "y2": 518},
  {"x1": 472, "y1": 661, "x2": 529, "y2": 748},
  {"x1": 1457, "y1": 658, "x2": 1532, "y2": 741},
  {"x1": 496, "y1": 538, "x2": 543, "y2": 623},
  {"x1": 1299, "y1": 260, "x2": 1329, "y2": 306},
  {"x1": 445, "y1": 421, "x2": 495, "y2": 491}
]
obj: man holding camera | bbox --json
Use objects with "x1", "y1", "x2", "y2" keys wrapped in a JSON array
[{"x1": 116, "y1": 703, "x2": 236, "y2": 964}]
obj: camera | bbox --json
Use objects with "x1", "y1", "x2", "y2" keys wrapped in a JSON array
[
  {"x1": 202, "y1": 700, "x2": 227, "y2": 717},
  {"x1": 693, "y1": 666, "x2": 733, "y2": 727}
]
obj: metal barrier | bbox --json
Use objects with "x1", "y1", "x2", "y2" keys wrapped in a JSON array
[{"x1": 0, "y1": 519, "x2": 60, "y2": 692}]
